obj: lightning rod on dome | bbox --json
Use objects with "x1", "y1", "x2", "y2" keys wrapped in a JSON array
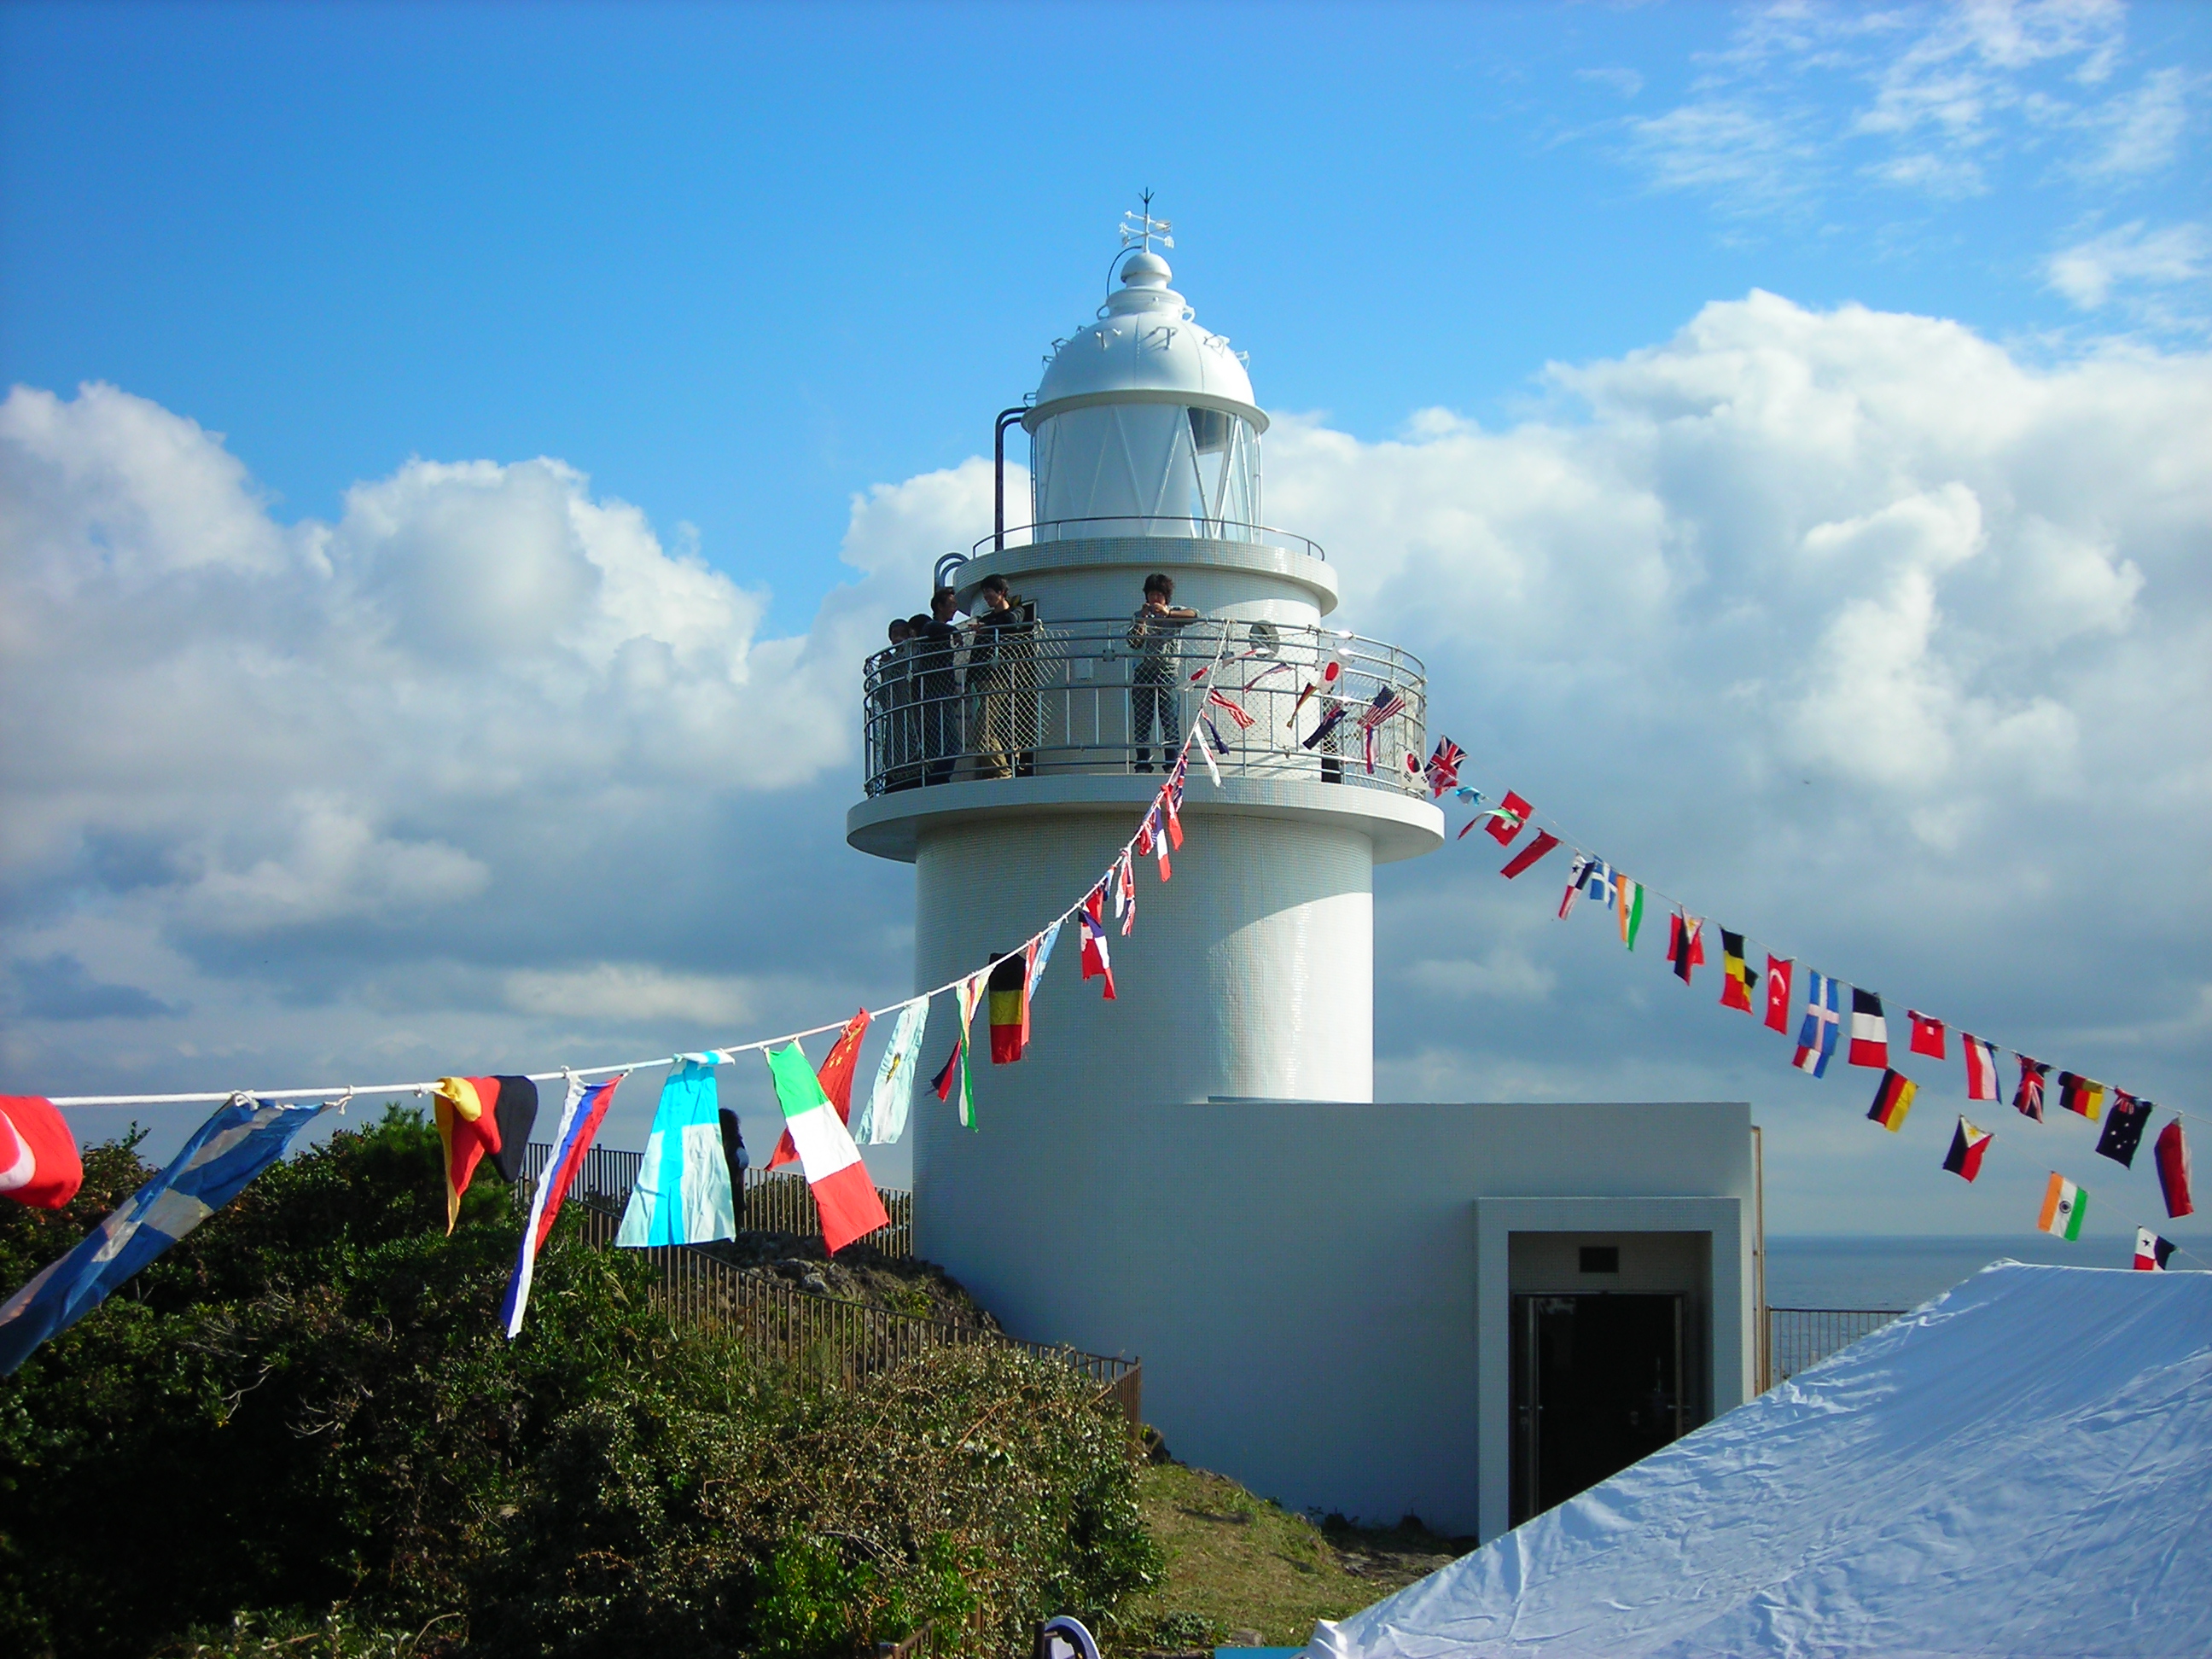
[{"x1": 1119, "y1": 189, "x2": 1173, "y2": 252}]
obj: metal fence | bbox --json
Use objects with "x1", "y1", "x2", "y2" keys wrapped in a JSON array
[
  {"x1": 1767, "y1": 1307, "x2": 1903, "y2": 1384},
  {"x1": 971, "y1": 516, "x2": 1328, "y2": 562},
  {"x1": 519, "y1": 1141, "x2": 913, "y2": 1258},
  {"x1": 861, "y1": 615, "x2": 1427, "y2": 800}
]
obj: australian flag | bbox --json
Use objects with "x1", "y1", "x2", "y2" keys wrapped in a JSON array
[{"x1": 0, "y1": 1094, "x2": 326, "y2": 1376}]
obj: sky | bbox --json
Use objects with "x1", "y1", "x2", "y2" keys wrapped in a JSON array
[{"x1": 3, "y1": 0, "x2": 2208, "y2": 1244}]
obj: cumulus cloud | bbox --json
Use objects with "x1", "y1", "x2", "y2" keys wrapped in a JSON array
[{"x1": 4, "y1": 289, "x2": 2209, "y2": 1230}]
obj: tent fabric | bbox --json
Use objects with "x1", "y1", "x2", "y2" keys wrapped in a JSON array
[{"x1": 1312, "y1": 1263, "x2": 2212, "y2": 1659}]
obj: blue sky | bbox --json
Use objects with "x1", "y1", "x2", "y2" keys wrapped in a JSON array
[{"x1": 3, "y1": 1, "x2": 2209, "y2": 1243}]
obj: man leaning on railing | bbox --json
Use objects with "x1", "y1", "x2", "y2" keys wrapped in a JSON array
[
  {"x1": 916, "y1": 587, "x2": 962, "y2": 786},
  {"x1": 1126, "y1": 573, "x2": 1197, "y2": 774}
]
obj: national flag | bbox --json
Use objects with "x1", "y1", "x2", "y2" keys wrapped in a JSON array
[
  {"x1": 1150, "y1": 804, "x2": 1173, "y2": 881},
  {"x1": 1793, "y1": 972, "x2": 1842, "y2": 1077},
  {"x1": 1424, "y1": 738, "x2": 1464, "y2": 799},
  {"x1": 616, "y1": 1057, "x2": 735, "y2": 1247},
  {"x1": 1617, "y1": 876, "x2": 1646, "y2": 951},
  {"x1": 2036, "y1": 1172, "x2": 2087, "y2": 1240},
  {"x1": 2057, "y1": 1072, "x2": 2104, "y2": 1123},
  {"x1": 2134, "y1": 1228, "x2": 2177, "y2": 1272},
  {"x1": 502, "y1": 1072, "x2": 623, "y2": 1336},
  {"x1": 1963, "y1": 1034, "x2": 2001, "y2": 1102},
  {"x1": 0, "y1": 1096, "x2": 82, "y2": 1210},
  {"x1": 1719, "y1": 931, "x2": 1759, "y2": 1013},
  {"x1": 765, "y1": 1043, "x2": 890, "y2": 1254},
  {"x1": 1193, "y1": 721, "x2": 1222, "y2": 785},
  {"x1": 1667, "y1": 913, "x2": 1707, "y2": 985},
  {"x1": 1027, "y1": 921, "x2": 1060, "y2": 997},
  {"x1": 433, "y1": 1074, "x2": 541, "y2": 1234},
  {"x1": 856, "y1": 997, "x2": 929, "y2": 1146},
  {"x1": 1499, "y1": 830, "x2": 1560, "y2": 880},
  {"x1": 1846, "y1": 989, "x2": 1888, "y2": 1068},
  {"x1": 1763, "y1": 957, "x2": 1794, "y2": 1034},
  {"x1": 1207, "y1": 688, "x2": 1256, "y2": 730},
  {"x1": 1080, "y1": 886, "x2": 1116, "y2": 1000},
  {"x1": 1866, "y1": 1068, "x2": 1917, "y2": 1132},
  {"x1": 988, "y1": 949, "x2": 1031, "y2": 1063},
  {"x1": 2154, "y1": 1120, "x2": 2193, "y2": 1219},
  {"x1": 1557, "y1": 856, "x2": 1592, "y2": 920},
  {"x1": 2013, "y1": 1057, "x2": 2050, "y2": 1122},
  {"x1": 1116, "y1": 848, "x2": 1137, "y2": 935},
  {"x1": 2095, "y1": 1093, "x2": 2152, "y2": 1168},
  {"x1": 1453, "y1": 789, "x2": 1488, "y2": 840},
  {"x1": 1358, "y1": 685, "x2": 1406, "y2": 731},
  {"x1": 1486, "y1": 791, "x2": 1533, "y2": 847},
  {"x1": 1943, "y1": 1117, "x2": 1993, "y2": 1182},
  {"x1": 1287, "y1": 661, "x2": 1342, "y2": 725},
  {"x1": 769, "y1": 1009, "x2": 871, "y2": 1170},
  {"x1": 1300, "y1": 704, "x2": 1348, "y2": 751},
  {"x1": 1163, "y1": 783, "x2": 1184, "y2": 849},
  {"x1": 1580, "y1": 860, "x2": 1617, "y2": 911},
  {"x1": 929, "y1": 974, "x2": 984, "y2": 1128},
  {"x1": 0, "y1": 1094, "x2": 327, "y2": 1376},
  {"x1": 1908, "y1": 1010, "x2": 1947, "y2": 1060}
]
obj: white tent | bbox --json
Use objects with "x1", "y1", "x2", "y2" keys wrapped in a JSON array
[{"x1": 1311, "y1": 1262, "x2": 2212, "y2": 1659}]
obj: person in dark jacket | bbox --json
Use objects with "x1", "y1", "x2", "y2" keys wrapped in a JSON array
[
  {"x1": 719, "y1": 1105, "x2": 748, "y2": 1232},
  {"x1": 915, "y1": 588, "x2": 963, "y2": 785}
]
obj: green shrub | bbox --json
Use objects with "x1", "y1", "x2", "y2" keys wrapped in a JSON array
[{"x1": 0, "y1": 1110, "x2": 1157, "y2": 1658}]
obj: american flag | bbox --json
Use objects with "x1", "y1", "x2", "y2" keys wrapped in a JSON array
[
  {"x1": 1424, "y1": 736, "x2": 1464, "y2": 798},
  {"x1": 1207, "y1": 688, "x2": 1257, "y2": 729},
  {"x1": 1358, "y1": 685, "x2": 1408, "y2": 731}
]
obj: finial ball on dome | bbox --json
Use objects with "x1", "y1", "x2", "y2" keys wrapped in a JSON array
[{"x1": 1120, "y1": 249, "x2": 1173, "y2": 288}]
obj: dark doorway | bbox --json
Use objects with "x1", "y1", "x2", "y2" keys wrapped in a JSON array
[{"x1": 1511, "y1": 1292, "x2": 1685, "y2": 1526}]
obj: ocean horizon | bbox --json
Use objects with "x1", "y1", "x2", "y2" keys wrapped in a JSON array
[{"x1": 1764, "y1": 1232, "x2": 2201, "y2": 1312}]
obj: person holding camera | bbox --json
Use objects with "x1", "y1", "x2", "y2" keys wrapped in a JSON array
[{"x1": 1126, "y1": 573, "x2": 1197, "y2": 772}]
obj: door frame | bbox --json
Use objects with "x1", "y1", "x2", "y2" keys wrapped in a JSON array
[
  {"x1": 1511, "y1": 1290, "x2": 1688, "y2": 1527},
  {"x1": 1473, "y1": 1196, "x2": 1747, "y2": 1544}
]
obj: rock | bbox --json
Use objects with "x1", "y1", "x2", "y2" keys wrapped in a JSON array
[{"x1": 1226, "y1": 1630, "x2": 1264, "y2": 1648}]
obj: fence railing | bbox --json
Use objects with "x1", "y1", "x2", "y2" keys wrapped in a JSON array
[
  {"x1": 971, "y1": 516, "x2": 1328, "y2": 562},
  {"x1": 1767, "y1": 1307, "x2": 1903, "y2": 1384},
  {"x1": 861, "y1": 616, "x2": 1428, "y2": 800},
  {"x1": 520, "y1": 1141, "x2": 913, "y2": 1258}
]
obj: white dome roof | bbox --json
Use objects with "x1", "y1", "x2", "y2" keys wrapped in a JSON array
[{"x1": 1028, "y1": 251, "x2": 1264, "y2": 428}]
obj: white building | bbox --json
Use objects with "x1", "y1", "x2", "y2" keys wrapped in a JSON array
[{"x1": 848, "y1": 227, "x2": 1758, "y2": 1539}]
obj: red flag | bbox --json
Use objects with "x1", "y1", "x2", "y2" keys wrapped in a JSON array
[
  {"x1": 1907, "y1": 1010, "x2": 1947, "y2": 1059},
  {"x1": 1962, "y1": 1033, "x2": 2001, "y2": 1102},
  {"x1": 1499, "y1": 829, "x2": 1560, "y2": 879},
  {"x1": 1080, "y1": 885, "x2": 1117, "y2": 1000},
  {"x1": 1487, "y1": 791, "x2": 1533, "y2": 847},
  {"x1": 771, "y1": 1008, "x2": 870, "y2": 1168},
  {"x1": 1667, "y1": 913, "x2": 1707, "y2": 985},
  {"x1": 1164, "y1": 782, "x2": 1184, "y2": 849},
  {"x1": 2155, "y1": 1119, "x2": 2194, "y2": 1219},
  {"x1": 1763, "y1": 957, "x2": 1794, "y2": 1034},
  {"x1": 0, "y1": 1096, "x2": 82, "y2": 1210}
]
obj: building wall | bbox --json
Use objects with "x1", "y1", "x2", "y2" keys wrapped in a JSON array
[{"x1": 914, "y1": 1097, "x2": 1755, "y2": 1537}]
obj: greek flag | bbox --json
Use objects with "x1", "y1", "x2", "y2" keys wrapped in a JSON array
[{"x1": 0, "y1": 1094, "x2": 328, "y2": 1376}]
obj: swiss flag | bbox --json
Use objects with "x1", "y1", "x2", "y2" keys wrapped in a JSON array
[{"x1": 0, "y1": 1096, "x2": 83, "y2": 1210}]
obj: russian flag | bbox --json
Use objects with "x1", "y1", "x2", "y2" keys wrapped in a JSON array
[{"x1": 502, "y1": 1073, "x2": 622, "y2": 1337}]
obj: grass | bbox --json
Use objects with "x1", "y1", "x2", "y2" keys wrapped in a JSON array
[{"x1": 1113, "y1": 1464, "x2": 1470, "y2": 1652}]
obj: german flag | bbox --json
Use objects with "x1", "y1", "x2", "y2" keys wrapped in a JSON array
[
  {"x1": 1866, "y1": 1068, "x2": 1917, "y2": 1132},
  {"x1": 2058, "y1": 1071, "x2": 2105, "y2": 1123},
  {"x1": 987, "y1": 949, "x2": 1029, "y2": 1064}
]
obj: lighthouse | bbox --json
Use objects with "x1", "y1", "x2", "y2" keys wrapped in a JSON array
[{"x1": 847, "y1": 216, "x2": 1759, "y2": 1540}]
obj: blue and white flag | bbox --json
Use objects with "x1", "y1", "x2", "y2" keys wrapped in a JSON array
[
  {"x1": 857, "y1": 998, "x2": 929, "y2": 1146},
  {"x1": 1793, "y1": 973, "x2": 1843, "y2": 1078},
  {"x1": 616, "y1": 1057, "x2": 735, "y2": 1247},
  {"x1": 1027, "y1": 920, "x2": 1062, "y2": 999},
  {"x1": 0, "y1": 1094, "x2": 327, "y2": 1377}
]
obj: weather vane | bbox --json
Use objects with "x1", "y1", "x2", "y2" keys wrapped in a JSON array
[{"x1": 1119, "y1": 189, "x2": 1173, "y2": 253}]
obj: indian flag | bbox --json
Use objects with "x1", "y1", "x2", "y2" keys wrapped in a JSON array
[
  {"x1": 765, "y1": 1043, "x2": 889, "y2": 1254},
  {"x1": 2037, "y1": 1171, "x2": 2088, "y2": 1241}
]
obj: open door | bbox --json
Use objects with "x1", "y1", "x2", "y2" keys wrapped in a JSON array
[{"x1": 1511, "y1": 1292, "x2": 1686, "y2": 1526}]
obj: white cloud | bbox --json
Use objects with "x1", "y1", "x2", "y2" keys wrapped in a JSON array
[
  {"x1": 501, "y1": 963, "x2": 767, "y2": 1027},
  {"x1": 2046, "y1": 218, "x2": 2210, "y2": 309}
]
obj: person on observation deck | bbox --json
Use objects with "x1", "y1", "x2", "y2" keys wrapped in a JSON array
[
  {"x1": 914, "y1": 588, "x2": 962, "y2": 786},
  {"x1": 966, "y1": 573, "x2": 1029, "y2": 779},
  {"x1": 1126, "y1": 572, "x2": 1197, "y2": 773}
]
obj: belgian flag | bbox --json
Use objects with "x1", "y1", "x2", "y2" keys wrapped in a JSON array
[{"x1": 988, "y1": 948, "x2": 1030, "y2": 1064}]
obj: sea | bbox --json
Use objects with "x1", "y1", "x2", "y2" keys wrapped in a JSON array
[{"x1": 1765, "y1": 1233, "x2": 2163, "y2": 1311}]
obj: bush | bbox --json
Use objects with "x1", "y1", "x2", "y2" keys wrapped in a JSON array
[{"x1": 0, "y1": 1109, "x2": 1156, "y2": 1657}]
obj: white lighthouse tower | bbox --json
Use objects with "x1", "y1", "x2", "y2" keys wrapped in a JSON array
[{"x1": 846, "y1": 217, "x2": 1758, "y2": 1540}]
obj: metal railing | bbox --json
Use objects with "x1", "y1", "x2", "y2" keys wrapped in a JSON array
[
  {"x1": 519, "y1": 1142, "x2": 914, "y2": 1258},
  {"x1": 862, "y1": 615, "x2": 1427, "y2": 800},
  {"x1": 1767, "y1": 1307, "x2": 1903, "y2": 1384},
  {"x1": 973, "y1": 516, "x2": 1327, "y2": 561}
]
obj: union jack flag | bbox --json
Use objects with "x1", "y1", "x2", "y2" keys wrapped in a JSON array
[{"x1": 1424, "y1": 737, "x2": 1464, "y2": 799}]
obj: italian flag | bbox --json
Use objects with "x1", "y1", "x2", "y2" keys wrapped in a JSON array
[
  {"x1": 2037, "y1": 1171, "x2": 2088, "y2": 1241},
  {"x1": 765, "y1": 1042, "x2": 889, "y2": 1254}
]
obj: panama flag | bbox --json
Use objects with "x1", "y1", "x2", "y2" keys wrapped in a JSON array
[
  {"x1": 1943, "y1": 1117, "x2": 1993, "y2": 1182},
  {"x1": 1618, "y1": 877, "x2": 1647, "y2": 951},
  {"x1": 1866, "y1": 1068, "x2": 1917, "y2": 1132},
  {"x1": 1962, "y1": 1033, "x2": 2001, "y2": 1102},
  {"x1": 1908, "y1": 1010, "x2": 1947, "y2": 1060},
  {"x1": 0, "y1": 1095, "x2": 326, "y2": 1377},
  {"x1": 1847, "y1": 990, "x2": 1889, "y2": 1068},
  {"x1": 2013, "y1": 1057, "x2": 2051, "y2": 1123},
  {"x1": 2058, "y1": 1072, "x2": 2105, "y2": 1123},
  {"x1": 1793, "y1": 973, "x2": 1842, "y2": 1077},
  {"x1": 765, "y1": 1043, "x2": 890, "y2": 1254},
  {"x1": 1719, "y1": 931, "x2": 1759, "y2": 1012},
  {"x1": 1080, "y1": 886, "x2": 1117, "y2": 999},
  {"x1": 2037, "y1": 1171, "x2": 2088, "y2": 1240},
  {"x1": 2154, "y1": 1119, "x2": 2193, "y2": 1219},
  {"x1": 857, "y1": 997, "x2": 929, "y2": 1146},
  {"x1": 2134, "y1": 1227, "x2": 2177, "y2": 1272},
  {"x1": 0, "y1": 1096, "x2": 82, "y2": 1210},
  {"x1": 617, "y1": 1057, "x2": 735, "y2": 1247},
  {"x1": 1486, "y1": 790, "x2": 1533, "y2": 847},
  {"x1": 503, "y1": 1072, "x2": 623, "y2": 1337},
  {"x1": 1763, "y1": 957, "x2": 1794, "y2": 1034},
  {"x1": 1557, "y1": 855, "x2": 1592, "y2": 920},
  {"x1": 1499, "y1": 830, "x2": 1560, "y2": 880}
]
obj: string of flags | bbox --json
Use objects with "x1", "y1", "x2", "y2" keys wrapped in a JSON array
[
  {"x1": 0, "y1": 635, "x2": 1248, "y2": 1370},
  {"x1": 1426, "y1": 739, "x2": 2200, "y2": 1272}
]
